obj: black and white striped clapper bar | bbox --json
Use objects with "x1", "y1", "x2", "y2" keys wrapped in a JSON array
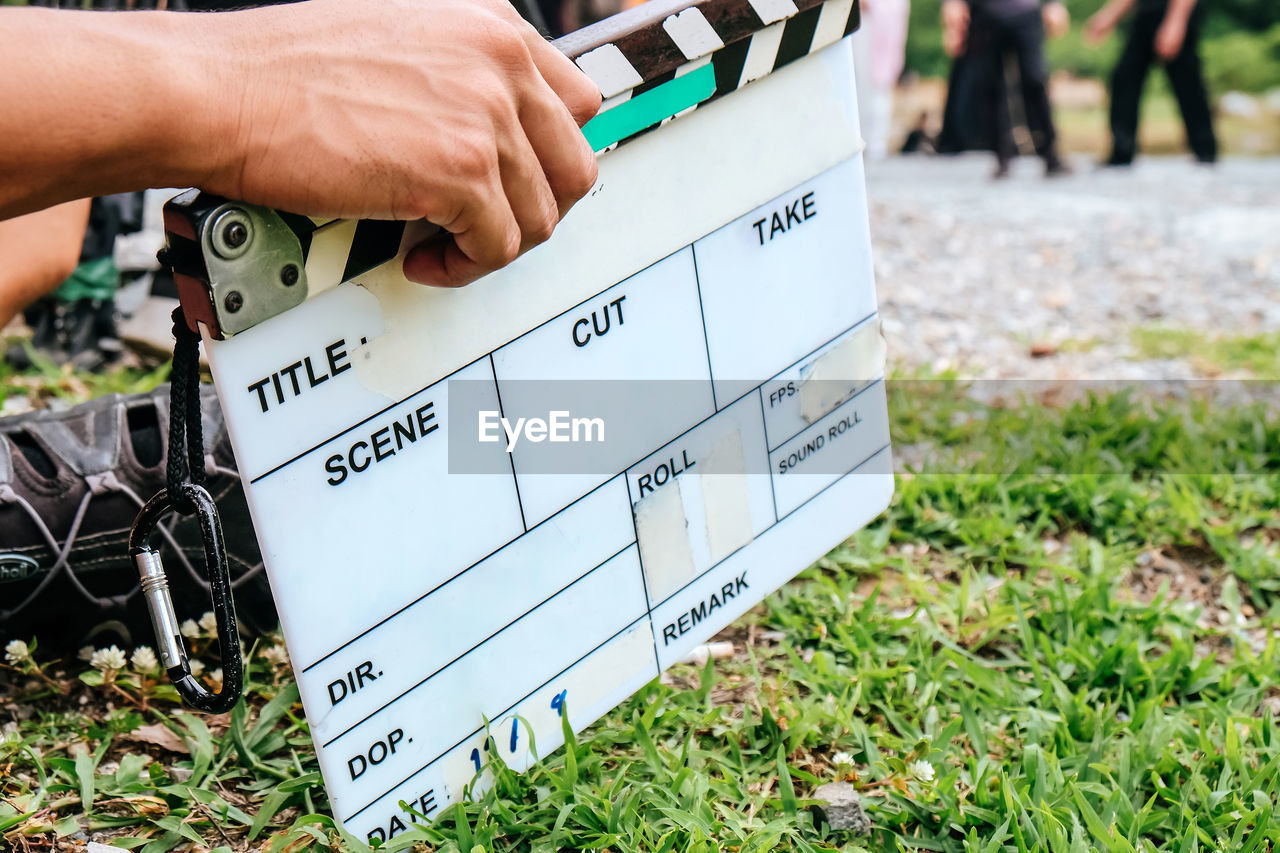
[{"x1": 161, "y1": 0, "x2": 892, "y2": 841}]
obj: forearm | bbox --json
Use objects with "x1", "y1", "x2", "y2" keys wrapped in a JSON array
[
  {"x1": 0, "y1": 200, "x2": 91, "y2": 327},
  {"x1": 0, "y1": 8, "x2": 231, "y2": 220},
  {"x1": 0, "y1": 0, "x2": 601, "y2": 287},
  {"x1": 941, "y1": 0, "x2": 968, "y2": 32},
  {"x1": 1163, "y1": 0, "x2": 1196, "y2": 27},
  {"x1": 1100, "y1": 0, "x2": 1138, "y2": 20}
]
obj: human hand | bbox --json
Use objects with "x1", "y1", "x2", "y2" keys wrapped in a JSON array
[
  {"x1": 1084, "y1": 10, "x2": 1116, "y2": 44},
  {"x1": 1042, "y1": 2, "x2": 1070, "y2": 39},
  {"x1": 1154, "y1": 16, "x2": 1186, "y2": 60},
  {"x1": 199, "y1": 0, "x2": 602, "y2": 287},
  {"x1": 942, "y1": 0, "x2": 969, "y2": 56}
]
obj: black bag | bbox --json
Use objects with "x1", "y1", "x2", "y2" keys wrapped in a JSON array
[{"x1": 0, "y1": 385, "x2": 275, "y2": 654}]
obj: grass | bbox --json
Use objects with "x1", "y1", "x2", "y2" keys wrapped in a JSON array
[
  {"x1": 4, "y1": 368, "x2": 1280, "y2": 851},
  {"x1": 1129, "y1": 328, "x2": 1280, "y2": 378},
  {"x1": 896, "y1": 77, "x2": 1280, "y2": 158},
  {"x1": 1054, "y1": 95, "x2": 1280, "y2": 158},
  {"x1": 1054, "y1": 86, "x2": 1280, "y2": 158},
  {"x1": 0, "y1": 340, "x2": 170, "y2": 414}
]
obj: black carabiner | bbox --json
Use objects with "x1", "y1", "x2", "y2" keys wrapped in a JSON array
[{"x1": 128, "y1": 483, "x2": 243, "y2": 714}]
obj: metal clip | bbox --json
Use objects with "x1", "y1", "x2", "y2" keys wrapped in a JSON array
[
  {"x1": 128, "y1": 483, "x2": 243, "y2": 714},
  {"x1": 161, "y1": 192, "x2": 310, "y2": 340}
]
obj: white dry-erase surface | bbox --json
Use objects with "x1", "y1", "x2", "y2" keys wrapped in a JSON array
[{"x1": 190, "y1": 13, "x2": 891, "y2": 843}]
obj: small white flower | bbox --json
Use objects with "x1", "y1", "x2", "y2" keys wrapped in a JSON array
[
  {"x1": 832, "y1": 751, "x2": 855, "y2": 767},
  {"x1": 4, "y1": 639, "x2": 30, "y2": 666},
  {"x1": 90, "y1": 646, "x2": 127, "y2": 673},
  {"x1": 188, "y1": 659, "x2": 205, "y2": 677},
  {"x1": 78, "y1": 645, "x2": 95, "y2": 662},
  {"x1": 908, "y1": 760, "x2": 935, "y2": 783},
  {"x1": 130, "y1": 646, "x2": 158, "y2": 674},
  {"x1": 180, "y1": 620, "x2": 200, "y2": 639},
  {"x1": 263, "y1": 644, "x2": 290, "y2": 667},
  {"x1": 197, "y1": 612, "x2": 217, "y2": 634}
]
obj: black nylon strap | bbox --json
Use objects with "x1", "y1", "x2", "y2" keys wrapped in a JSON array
[{"x1": 167, "y1": 307, "x2": 206, "y2": 515}]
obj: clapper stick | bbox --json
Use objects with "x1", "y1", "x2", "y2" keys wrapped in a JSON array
[
  {"x1": 160, "y1": 0, "x2": 861, "y2": 337},
  {"x1": 156, "y1": 0, "x2": 895, "y2": 841}
]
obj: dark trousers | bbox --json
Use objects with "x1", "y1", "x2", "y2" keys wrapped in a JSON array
[
  {"x1": 1109, "y1": 6, "x2": 1217, "y2": 163},
  {"x1": 971, "y1": 8, "x2": 1059, "y2": 166}
]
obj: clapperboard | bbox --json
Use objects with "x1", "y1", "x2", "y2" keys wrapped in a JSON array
[{"x1": 160, "y1": 0, "x2": 891, "y2": 841}]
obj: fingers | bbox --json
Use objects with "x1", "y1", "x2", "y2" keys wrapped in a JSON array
[
  {"x1": 1154, "y1": 27, "x2": 1183, "y2": 61},
  {"x1": 1043, "y1": 4, "x2": 1069, "y2": 39},
  {"x1": 403, "y1": 118, "x2": 568, "y2": 288},
  {"x1": 1085, "y1": 12, "x2": 1115, "y2": 43},
  {"x1": 521, "y1": 31, "x2": 603, "y2": 127},
  {"x1": 510, "y1": 19, "x2": 599, "y2": 212},
  {"x1": 485, "y1": 0, "x2": 600, "y2": 125},
  {"x1": 403, "y1": 235, "x2": 497, "y2": 288},
  {"x1": 404, "y1": 174, "x2": 520, "y2": 287},
  {"x1": 404, "y1": 121, "x2": 590, "y2": 288},
  {"x1": 500, "y1": 130, "x2": 561, "y2": 251},
  {"x1": 943, "y1": 22, "x2": 967, "y2": 57},
  {"x1": 522, "y1": 87, "x2": 599, "y2": 218},
  {"x1": 402, "y1": 3, "x2": 600, "y2": 288}
]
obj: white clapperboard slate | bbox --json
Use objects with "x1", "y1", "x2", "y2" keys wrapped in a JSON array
[{"x1": 162, "y1": 0, "x2": 891, "y2": 840}]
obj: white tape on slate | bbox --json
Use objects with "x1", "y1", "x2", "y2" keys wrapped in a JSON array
[
  {"x1": 574, "y1": 43, "x2": 645, "y2": 98},
  {"x1": 202, "y1": 43, "x2": 891, "y2": 845},
  {"x1": 663, "y1": 8, "x2": 725, "y2": 59},
  {"x1": 813, "y1": 0, "x2": 856, "y2": 48},
  {"x1": 739, "y1": 21, "x2": 788, "y2": 86},
  {"x1": 748, "y1": 0, "x2": 800, "y2": 24}
]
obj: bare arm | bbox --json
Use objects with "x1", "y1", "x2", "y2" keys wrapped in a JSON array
[
  {"x1": 1155, "y1": 0, "x2": 1197, "y2": 59},
  {"x1": 0, "y1": 9, "x2": 208, "y2": 221},
  {"x1": 0, "y1": 1, "x2": 601, "y2": 287},
  {"x1": 1085, "y1": 0, "x2": 1138, "y2": 42},
  {"x1": 941, "y1": 0, "x2": 968, "y2": 57},
  {"x1": 1162, "y1": 0, "x2": 1198, "y2": 29},
  {"x1": 1042, "y1": 1, "x2": 1070, "y2": 39},
  {"x1": 0, "y1": 200, "x2": 91, "y2": 329}
]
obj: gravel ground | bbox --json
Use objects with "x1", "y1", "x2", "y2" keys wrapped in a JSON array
[
  {"x1": 865, "y1": 154, "x2": 1280, "y2": 379},
  {"x1": 5, "y1": 155, "x2": 1275, "y2": 394}
]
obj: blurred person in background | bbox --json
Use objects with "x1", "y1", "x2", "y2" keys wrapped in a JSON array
[
  {"x1": 900, "y1": 111, "x2": 939, "y2": 153},
  {"x1": 941, "y1": 0, "x2": 1072, "y2": 177},
  {"x1": 852, "y1": 0, "x2": 911, "y2": 159},
  {"x1": 561, "y1": 0, "x2": 625, "y2": 37},
  {"x1": 1086, "y1": 0, "x2": 1217, "y2": 165},
  {"x1": 1, "y1": 193, "x2": 185, "y2": 371},
  {"x1": 0, "y1": 203, "x2": 87, "y2": 338}
]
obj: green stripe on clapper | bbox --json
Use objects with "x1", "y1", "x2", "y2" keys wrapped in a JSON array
[{"x1": 582, "y1": 64, "x2": 717, "y2": 151}]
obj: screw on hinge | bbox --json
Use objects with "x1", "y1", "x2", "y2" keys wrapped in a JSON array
[
  {"x1": 210, "y1": 209, "x2": 253, "y2": 260},
  {"x1": 223, "y1": 221, "x2": 248, "y2": 249},
  {"x1": 281, "y1": 264, "x2": 300, "y2": 286},
  {"x1": 224, "y1": 291, "x2": 244, "y2": 313}
]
